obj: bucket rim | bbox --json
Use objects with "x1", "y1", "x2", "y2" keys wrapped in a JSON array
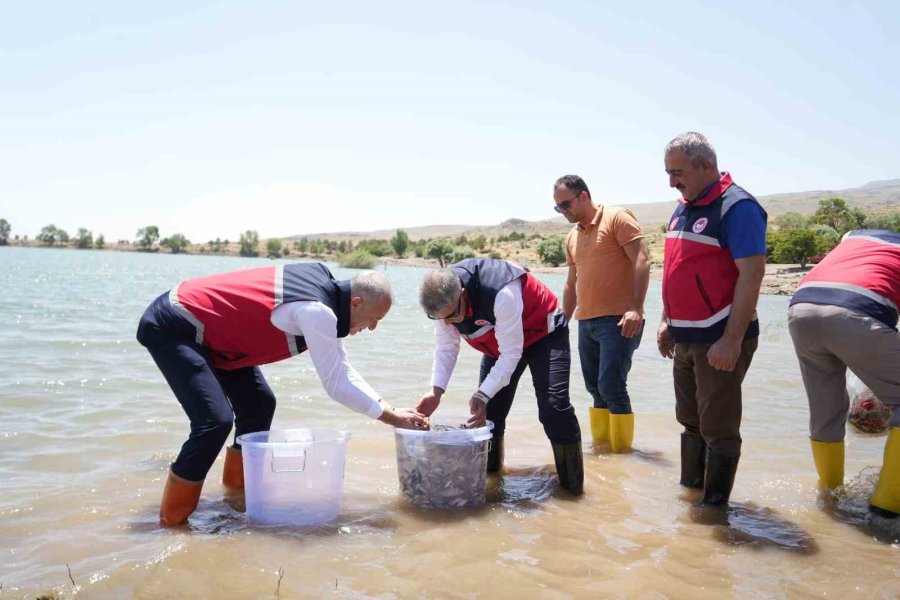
[
  {"x1": 394, "y1": 418, "x2": 494, "y2": 442},
  {"x1": 237, "y1": 428, "x2": 351, "y2": 448}
]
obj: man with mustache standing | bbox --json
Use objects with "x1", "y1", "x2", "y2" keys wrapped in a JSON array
[{"x1": 657, "y1": 132, "x2": 767, "y2": 507}]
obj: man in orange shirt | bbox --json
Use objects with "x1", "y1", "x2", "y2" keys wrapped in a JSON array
[{"x1": 555, "y1": 175, "x2": 650, "y2": 452}]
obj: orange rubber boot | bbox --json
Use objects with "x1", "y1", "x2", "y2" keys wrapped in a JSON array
[
  {"x1": 159, "y1": 470, "x2": 203, "y2": 526},
  {"x1": 222, "y1": 446, "x2": 244, "y2": 490}
]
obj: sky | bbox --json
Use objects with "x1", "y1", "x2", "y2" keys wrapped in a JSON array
[{"x1": 1, "y1": 0, "x2": 898, "y2": 242}]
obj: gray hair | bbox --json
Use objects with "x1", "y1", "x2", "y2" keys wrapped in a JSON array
[
  {"x1": 665, "y1": 131, "x2": 718, "y2": 169},
  {"x1": 419, "y1": 269, "x2": 461, "y2": 317},
  {"x1": 350, "y1": 271, "x2": 393, "y2": 303}
]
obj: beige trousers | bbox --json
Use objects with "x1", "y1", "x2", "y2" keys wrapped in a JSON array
[{"x1": 788, "y1": 303, "x2": 900, "y2": 442}]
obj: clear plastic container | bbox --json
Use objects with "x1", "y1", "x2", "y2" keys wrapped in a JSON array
[
  {"x1": 394, "y1": 418, "x2": 493, "y2": 509},
  {"x1": 237, "y1": 429, "x2": 351, "y2": 526}
]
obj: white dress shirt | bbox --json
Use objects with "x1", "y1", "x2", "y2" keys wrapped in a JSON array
[
  {"x1": 270, "y1": 301, "x2": 383, "y2": 419},
  {"x1": 431, "y1": 278, "x2": 525, "y2": 398}
]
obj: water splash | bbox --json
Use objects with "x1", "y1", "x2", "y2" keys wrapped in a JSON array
[{"x1": 826, "y1": 467, "x2": 900, "y2": 544}]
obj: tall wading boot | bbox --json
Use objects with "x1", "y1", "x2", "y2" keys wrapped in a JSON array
[
  {"x1": 680, "y1": 432, "x2": 707, "y2": 489},
  {"x1": 700, "y1": 451, "x2": 740, "y2": 507},
  {"x1": 589, "y1": 408, "x2": 610, "y2": 445},
  {"x1": 159, "y1": 469, "x2": 204, "y2": 526},
  {"x1": 810, "y1": 439, "x2": 844, "y2": 490},
  {"x1": 222, "y1": 445, "x2": 244, "y2": 490},
  {"x1": 487, "y1": 434, "x2": 504, "y2": 473},
  {"x1": 552, "y1": 443, "x2": 584, "y2": 495},
  {"x1": 609, "y1": 413, "x2": 634, "y2": 453},
  {"x1": 869, "y1": 427, "x2": 900, "y2": 518}
]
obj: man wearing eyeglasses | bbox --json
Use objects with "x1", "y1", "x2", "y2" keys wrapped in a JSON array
[
  {"x1": 416, "y1": 258, "x2": 584, "y2": 495},
  {"x1": 554, "y1": 175, "x2": 650, "y2": 453}
]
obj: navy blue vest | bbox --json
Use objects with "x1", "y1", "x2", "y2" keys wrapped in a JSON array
[
  {"x1": 283, "y1": 263, "x2": 352, "y2": 342},
  {"x1": 450, "y1": 258, "x2": 524, "y2": 337}
]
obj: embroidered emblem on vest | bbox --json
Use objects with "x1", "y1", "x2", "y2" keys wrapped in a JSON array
[
  {"x1": 692, "y1": 218, "x2": 708, "y2": 234},
  {"x1": 474, "y1": 319, "x2": 490, "y2": 326},
  {"x1": 669, "y1": 218, "x2": 679, "y2": 231}
]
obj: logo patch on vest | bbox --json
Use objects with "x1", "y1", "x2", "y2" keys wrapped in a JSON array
[
  {"x1": 692, "y1": 218, "x2": 708, "y2": 234},
  {"x1": 474, "y1": 319, "x2": 490, "y2": 326},
  {"x1": 669, "y1": 218, "x2": 679, "y2": 231}
]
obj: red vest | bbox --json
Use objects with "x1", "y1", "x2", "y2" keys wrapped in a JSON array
[
  {"x1": 662, "y1": 173, "x2": 762, "y2": 343},
  {"x1": 172, "y1": 263, "x2": 350, "y2": 370},
  {"x1": 451, "y1": 258, "x2": 564, "y2": 358},
  {"x1": 791, "y1": 230, "x2": 900, "y2": 328}
]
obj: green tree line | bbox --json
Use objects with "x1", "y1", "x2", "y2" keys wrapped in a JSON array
[{"x1": 5, "y1": 198, "x2": 897, "y2": 268}]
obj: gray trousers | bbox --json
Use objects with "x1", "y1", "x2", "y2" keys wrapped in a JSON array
[{"x1": 788, "y1": 303, "x2": 900, "y2": 442}]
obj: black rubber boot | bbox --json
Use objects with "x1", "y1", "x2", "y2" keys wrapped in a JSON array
[
  {"x1": 680, "y1": 432, "x2": 707, "y2": 489},
  {"x1": 487, "y1": 434, "x2": 504, "y2": 473},
  {"x1": 552, "y1": 443, "x2": 584, "y2": 495},
  {"x1": 700, "y1": 451, "x2": 740, "y2": 507}
]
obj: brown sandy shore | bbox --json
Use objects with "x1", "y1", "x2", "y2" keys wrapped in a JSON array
[{"x1": 380, "y1": 256, "x2": 805, "y2": 296}]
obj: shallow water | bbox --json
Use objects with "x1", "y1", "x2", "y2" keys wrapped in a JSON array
[{"x1": 0, "y1": 247, "x2": 897, "y2": 599}]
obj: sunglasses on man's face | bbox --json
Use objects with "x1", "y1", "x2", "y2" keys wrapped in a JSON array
[
  {"x1": 427, "y1": 293, "x2": 464, "y2": 320},
  {"x1": 553, "y1": 194, "x2": 581, "y2": 213}
]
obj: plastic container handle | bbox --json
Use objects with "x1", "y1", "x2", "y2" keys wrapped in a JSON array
[
  {"x1": 271, "y1": 448, "x2": 307, "y2": 472},
  {"x1": 472, "y1": 440, "x2": 492, "y2": 456}
]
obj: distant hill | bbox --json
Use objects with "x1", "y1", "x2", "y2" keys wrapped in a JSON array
[{"x1": 289, "y1": 179, "x2": 900, "y2": 241}]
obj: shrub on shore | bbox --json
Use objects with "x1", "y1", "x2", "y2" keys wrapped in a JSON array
[{"x1": 338, "y1": 250, "x2": 378, "y2": 269}]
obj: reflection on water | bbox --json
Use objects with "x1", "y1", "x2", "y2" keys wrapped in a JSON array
[
  {"x1": 689, "y1": 503, "x2": 819, "y2": 554},
  {"x1": 3, "y1": 248, "x2": 900, "y2": 599}
]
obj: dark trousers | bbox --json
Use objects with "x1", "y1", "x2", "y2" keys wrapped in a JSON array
[
  {"x1": 480, "y1": 325, "x2": 581, "y2": 445},
  {"x1": 673, "y1": 337, "x2": 758, "y2": 457},
  {"x1": 577, "y1": 316, "x2": 644, "y2": 414},
  {"x1": 137, "y1": 293, "x2": 276, "y2": 481}
]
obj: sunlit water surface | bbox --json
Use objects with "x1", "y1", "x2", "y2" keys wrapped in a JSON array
[{"x1": 1, "y1": 247, "x2": 897, "y2": 599}]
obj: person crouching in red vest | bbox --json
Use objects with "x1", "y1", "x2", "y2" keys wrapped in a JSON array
[
  {"x1": 137, "y1": 263, "x2": 428, "y2": 526},
  {"x1": 788, "y1": 230, "x2": 900, "y2": 519},
  {"x1": 416, "y1": 258, "x2": 584, "y2": 495}
]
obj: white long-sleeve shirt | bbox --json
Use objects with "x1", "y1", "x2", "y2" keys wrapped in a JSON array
[
  {"x1": 270, "y1": 301, "x2": 383, "y2": 419},
  {"x1": 431, "y1": 278, "x2": 525, "y2": 398}
]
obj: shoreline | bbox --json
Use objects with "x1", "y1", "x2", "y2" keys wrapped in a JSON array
[
  {"x1": 379, "y1": 256, "x2": 805, "y2": 296},
  {"x1": 3, "y1": 241, "x2": 806, "y2": 296}
]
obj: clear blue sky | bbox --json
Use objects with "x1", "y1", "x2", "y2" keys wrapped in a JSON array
[{"x1": 1, "y1": 0, "x2": 897, "y2": 242}]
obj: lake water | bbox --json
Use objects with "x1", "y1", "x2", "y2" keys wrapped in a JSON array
[{"x1": 0, "y1": 246, "x2": 897, "y2": 599}]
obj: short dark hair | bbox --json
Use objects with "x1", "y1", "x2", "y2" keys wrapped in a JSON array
[{"x1": 554, "y1": 174, "x2": 591, "y2": 199}]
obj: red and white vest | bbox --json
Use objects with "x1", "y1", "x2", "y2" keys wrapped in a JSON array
[
  {"x1": 169, "y1": 263, "x2": 351, "y2": 370},
  {"x1": 662, "y1": 173, "x2": 763, "y2": 343},
  {"x1": 791, "y1": 230, "x2": 900, "y2": 329},
  {"x1": 450, "y1": 258, "x2": 565, "y2": 358}
]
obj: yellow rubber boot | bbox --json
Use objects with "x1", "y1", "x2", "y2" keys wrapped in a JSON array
[
  {"x1": 159, "y1": 470, "x2": 203, "y2": 526},
  {"x1": 810, "y1": 439, "x2": 844, "y2": 489},
  {"x1": 222, "y1": 446, "x2": 244, "y2": 490},
  {"x1": 589, "y1": 408, "x2": 610, "y2": 445},
  {"x1": 870, "y1": 427, "x2": 900, "y2": 518},
  {"x1": 609, "y1": 413, "x2": 634, "y2": 453}
]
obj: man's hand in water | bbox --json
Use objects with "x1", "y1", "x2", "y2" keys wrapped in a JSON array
[
  {"x1": 416, "y1": 386, "x2": 444, "y2": 417},
  {"x1": 467, "y1": 390, "x2": 489, "y2": 428}
]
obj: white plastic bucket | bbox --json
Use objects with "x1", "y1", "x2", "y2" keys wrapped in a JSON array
[
  {"x1": 394, "y1": 418, "x2": 493, "y2": 509},
  {"x1": 237, "y1": 428, "x2": 351, "y2": 526}
]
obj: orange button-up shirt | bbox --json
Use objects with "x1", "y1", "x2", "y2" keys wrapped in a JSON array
[{"x1": 565, "y1": 205, "x2": 643, "y2": 320}]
